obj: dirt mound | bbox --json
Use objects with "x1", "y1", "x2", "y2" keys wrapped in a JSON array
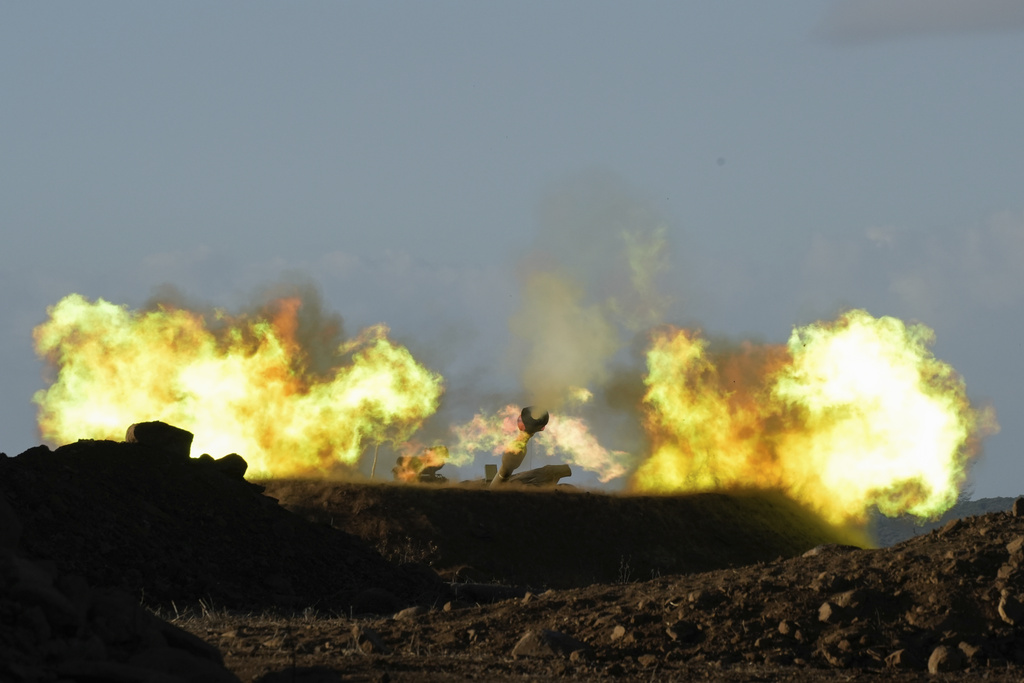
[
  {"x1": 264, "y1": 479, "x2": 864, "y2": 588},
  {"x1": 7, "y1": 436, "x2": 1024, "y2": 680},
  {"x1": 190, "y1": 505, "x2": 1024, "y2": 681},
  {"x1": 1, "y1": 482, "x2": 241, "y2": 682},
  {"x1": 0, "y1": 440, "x2": 446, "y2": 614}
]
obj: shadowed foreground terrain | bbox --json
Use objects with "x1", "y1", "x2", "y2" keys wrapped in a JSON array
[{"x1": 3, "y1": 437, "x2": 1024, "y2": 681}]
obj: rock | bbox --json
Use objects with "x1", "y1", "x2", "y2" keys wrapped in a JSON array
[
  {"x1": 802, "y1": 544, "x2": 860, "y2": 558},
  {"x1": 637, "y1": 653, "x2": 659, "y2": 667},
  {"x1": 125, "y1": 421, "x2": 194, "y2": 459},
  {"x1": 610, "y1": 625, "x2": 627, "y2": 641},
  {"x1": 1013, "y1": 497, "x2": 1024, "y2": 518},
  {"x1": 665, "y1": 620, "x2": 698, "y2": 643},
  {"x1": 833, "y1": 588, "x2": 865, "y2": 608},
  {"x1": 821, "y1": 645, "x2": 851, "y2": 668},
  {"x1": 512, "y1": 630, "x2": 591, "y2": 659},
  {"x1": 885, "y1": 648, "x2": 921, "y2": 670},
  {"x1": 1007, "y1": 536, "x2": 1024, "y2": 556},
  {"x1": 1, "y1": 542, "x2": 238, "y2": 682},
  {"x1": 958, "y1": 641, "x2": 983, "y2": 664},
  {"x1": 213, "y1": 453, "x2": 248, "y2": 480},
  {"x1": 818, "y1": 601, "x2": 837, "y2": 623},
  {"x1": 351, "y1": 625, "x2": 388, "y2": 654},
  {"x1": 928, "y1": 645, "x2": 964, "y2": 673},
  {"x1": 393, "y1": 605, "x2": 427, "y2": 620},
  {"x1": 10, "y1": 577, "x2": 80, "y2": 628},
  {"x1": 939, "y1": 518, "x2": 962, "y2": 535},
  {"x1": 998, "y1": 593, "x2": 1024, "y2": 625}
]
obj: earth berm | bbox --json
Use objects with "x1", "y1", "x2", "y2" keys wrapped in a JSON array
[{"x1": 3, "y1": 437, "x2": 1024, "y2": 681}]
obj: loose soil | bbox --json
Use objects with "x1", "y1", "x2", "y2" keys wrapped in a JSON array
[{"x1": 3, "y1": 438, "x2": 1024, "y2": 681}]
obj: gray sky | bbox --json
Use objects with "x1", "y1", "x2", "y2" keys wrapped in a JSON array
[{"x1": 2, "y1": 2, "x2": 1022, "y2": 498}]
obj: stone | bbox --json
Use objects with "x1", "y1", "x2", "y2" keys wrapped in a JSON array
[
  {"x1": 833, "y1": 588, "x2": 865, "y2": 608},
  {"x1": 125, "y1": 421, "x2": 194, "y2": 459},
  {"x1": 1007, "y1": 536, "x2": 1024, "y2": 556},
  {"x1": 928, "y1": 645, "x2": 963, "y2": 673},
  {"x1": 939, "y1": 518, "x2": 962, "y2": 535},
  {"x1": 998, "y1": 593, "x2": 1024, "y2": 625},
  {"x1": 818, "y1": 601, "x2": 837, "y2": 623},
  {"x1": 1013, "y1": 497, "x2": 1024, "y2": 518},
  {"x1": 351, "y1": 625, "x2": 388, "y2": 654},
  {"x1": 213, "y1": 453, "x2": 248, "y2": 480},
  {"x1": 958, "y1": 641, "x2": 983, "y2": 663},
  {"x1": 393, "y1": 605, "x2": 427, "y2": 620},
  {"x1": 665, "y1": 620, "x2": 698, "y2": 643},
  {"x1": 11, "y1": 578, "x2": 80, "y2": 628},
  {"x1": 885, "y1": 649, "x2": 920, "y2": 670},
  {"x1": 512, "y1": 630, "x2": 591, "y2": 659},
  {"x1": 637, "y1": 653, "x2": 659, "y2": 667},
  {"x1": 610, "y1": 625, "x2": 627, "y2": 641}
]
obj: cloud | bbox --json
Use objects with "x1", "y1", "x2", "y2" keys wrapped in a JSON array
[
  {"x1": 796, "y1": 211, "x2": 1024, "y2": 327},
  {"x1": 924, "y1": 210, "x2": 1024, "y2": 310},
  {"x1": 819, "y1": 0, "x2": 1024, "y2": 43}
]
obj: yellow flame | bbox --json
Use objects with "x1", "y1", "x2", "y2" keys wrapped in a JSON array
[
  {"x1": 632, "y1": 310, "x2": 997, "y2": 525},
  {"x1": 32, "y1": 294, "x2": 444, "y2": 477},
  {"x1": 393, "y1": 445, "x2": 449, "y2": 483}
]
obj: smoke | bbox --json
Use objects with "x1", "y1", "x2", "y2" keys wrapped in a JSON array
[
  {"x1": 509, "y1": 270, "x2": 619, "y2": 410},
  {"x1": 508, "y1": 173, "x2": 672, "y2": 413},
  {"x1": 819, "y1": 0, "x2": 1024, "y2": 43},
  {"x1": 145, "y1": 275, "x2": 346, "y2": 377}
]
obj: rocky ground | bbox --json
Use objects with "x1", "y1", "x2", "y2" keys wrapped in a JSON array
[{"x1": 3, "y1": 431, "x2": 1024, "y2": 681}]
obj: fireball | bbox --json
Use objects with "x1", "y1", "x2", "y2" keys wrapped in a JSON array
[
  {"x1": 632, "y1": 310, "x2": 997, "y2": 525},
  {"x1": 33, "y1": 294, "x2": 444, "y2": 478}
]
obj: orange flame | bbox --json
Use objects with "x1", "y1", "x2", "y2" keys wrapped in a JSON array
[
  {"x1": 631, "y1": 310, "x2": 998, "y2": 524},
  {"x1": 392, "y1": 445, "x2": 449, "y2": 483},
  {"x1": 32, "y1": 294, "x2": 444, "y2": 477}
]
